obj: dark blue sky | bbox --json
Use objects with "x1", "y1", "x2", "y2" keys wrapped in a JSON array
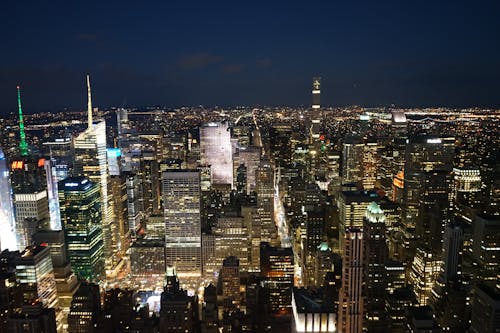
[{"x1": 1, "y1": 0, "x2": 499, "y2": 114}]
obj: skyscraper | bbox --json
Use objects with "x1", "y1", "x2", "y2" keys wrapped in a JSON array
[
  {"x1": 15, "y1": 245, "x2": 59, "y2": 310},
  {"x1": 73, "y1": 75, "x2": 114, "y2": 274},
  {"x1": 162, "y1": 170, "x2": 202, "y2": 277},
  {"x1": 10, "y1": 157, "x2": 50, "y2": 249},
  {"x1": 338, "y1": 227, "x2": 364, "y2": 333},
  {"x1": 409, "y1": 247, "x2": 441, "y2": 305},
  {"x1": 58, "y1": 177, "x2": 104, "y2": 281},
  {"x1": 312, "y1": 77, "x2": 321, "y2": 110},
  {"x1": 221, "y1": 256, "x2": 241, "y2": 311},
  {"x1": 363, "y1": 202, "x2": 389, "y2": 332},
  {"x1": 441, "y1": 223, "x2": 463, "y2": 283},
  {"x1": 260, "y1": 242, "x2": 294, "y2": 314},
  {"x1": 472, "y1": 214, "x2": 500, "y2": 284},
  {"x1": 402, "y1": 135, "x2": 454, "y2": 263},
  {"x1": 32, "y1": 230, "x2": 79, "y2": 331},
  {"x1": 0, "y1": 148, "x2": 17, "y2": 251},
  {"x1": 200, "y1": 122, "x2": 233, "y2": 187}
]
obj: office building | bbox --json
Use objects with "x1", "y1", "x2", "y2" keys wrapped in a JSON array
[
  {"x1": 163, "y1": 170, "x2": 202, "y2": 277},
  {"x1": 221, "y1": 256, "x2": 241, "y2": 311},
  {"x1": 73, "y1": 76, "x2": 114, "y2": 273},
  {"x1": 338, "y1": 227, "x2": 364, "y2": 333},
  {"x1": 441, "y1": 223, "x2": 463, "y2": 283},
  {"x1": 0, "y1": 148, "x2": 17, "y2": 251},
  {"x1": 337, "y1": 190, "x2": 379, "y2": 253},
  {"x1": 409, "y1": 248, "x2": 441, "y2": 306},
  {"x1": 125, "y1": 172, "x2": 144, "y2": 239},
  {"x1": 260, "y1": 243, "x2": 294, "y2": 314},
  {"x1": 130, "y1": 239, "x2": 166, "y2": 287},
  {"x1": 472, "y1": 214, "x2": 500, "y2": 284},
  {"x1": 58, "y1": 177, "x2": 104, "y2": 281},
  {"x1": 469, "y1": 284, "x2": 500, "y2": 333},
  {"x1": 200, "y1": 122, "x2": 233, "y2": 187},
  {"x1": 15, "y1": 245, "x2": 59, "y2": 310},
  {"x1": 10, "y1": 156, "x2": 50, "y2": 249},
  {"x1": 67, "y1": 282, "x2": 101, "y2": 333},
  {"x1": 402, "y1": 135, "x2": 454, "y2": 262},
  {"x1": 8, "y1": 304, "x2": 57, "y2": 333},
  {"x1": 363, "y1": 202, "x2": 389, "y2": 332},
  {"x1": 32, "y1": 230, "x2": 79, "y2": 330},
  {"x1": 213, "y1": 216, "x2": 249, "y2": 272},
  {"x1": 235, "y1": 145, "x2": 261, "y2": 194}
]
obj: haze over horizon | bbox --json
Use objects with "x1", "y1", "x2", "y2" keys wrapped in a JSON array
[{"x1": 1, "y1": 0, "x2": 499, "y2": 114}]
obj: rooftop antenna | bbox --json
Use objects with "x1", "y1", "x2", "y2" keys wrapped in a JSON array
[
  {"x1": 87, "y1": 74, "x2": 92, "y2": 129},
  {"x1": 17, "y1": 86, "x2": 28, "y2": 156}
]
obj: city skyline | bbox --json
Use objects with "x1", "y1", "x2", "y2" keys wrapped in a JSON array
[
  {"x1": 1, "y1": 1, "x2": 500, "y2": 114},
  {"x1": 0, "y1": 2, "x2": 499, "y2": 332}
]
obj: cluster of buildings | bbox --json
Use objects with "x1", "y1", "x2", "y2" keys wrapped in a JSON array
[{"x1": 0, "y1": 77, "x2": 498, "y2": 332}]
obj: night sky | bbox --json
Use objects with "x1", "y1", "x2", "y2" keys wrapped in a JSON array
[{"x1": 1, "y1": 1, "x2": 499, "y2": 114}]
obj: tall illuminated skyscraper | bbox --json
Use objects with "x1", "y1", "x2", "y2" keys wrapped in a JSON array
[
  {"x1": 338, "y1": 227, "x2": 364, "y2": 333},
  {"x1": 162, "y1": 170, "x2": 202, "y2": 277},
  {"x1": 402, "y1": 135, "x2": 454, "y2": 262},
  {"x1": 0, "y1": 148, "x2": 17, "y2": 251},
  {"x1": 10, "y1": 157, "x2": 50, "y2": 249},
  {"x1": 73, "y1": 75, "x2": 114, "y2": 273},
  {"x1": 312, "y1": 77, "x2": 321, "y2": 110},
  {"x1": 310, "y1": 77, "x2": 322, "y2": 141},
  {"x1": 200, "y1": 122, "x2": 233, "y2": 187},
  {"x1": 58, "y1": 177, "x2": 105, "y2": 281},
  {"x1": 363, "y1": 202, "x2": 389, "y2": 332}
]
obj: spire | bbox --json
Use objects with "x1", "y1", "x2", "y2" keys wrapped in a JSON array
[
  {"x1": 87, "y1": 74, "x2": 93, "y2": 129},
  {"x1": 17, "y1": 86, "x2": 28, "y2": 156}
]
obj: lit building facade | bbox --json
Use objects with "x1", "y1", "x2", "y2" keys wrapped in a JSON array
[
  {"x1": 162, "y1": 170, "x2": 202, "y2": 277},
  {"x1": 10, "y1": 156, "x2": 50, "y2": 249},
  {"x1": 0, "y1": 148, "x2": 17, "y2": 251},
  {"x1": 221, "y1": 256, "x2": 241, "y2": 311},
  {"x1": 409, "y1": 248, "x2": 441, "y2": 305},
  {"x1": 200, "y1": 122, "x2": 233, "y2": 187},
  {"x1": 130, "y1": 239, "x2": 166, "y2": 286},
  {"x1": 73, "y1": 120, "x2": 114, "y2": 272},
  {"x1": 363, "y1": 202, "x2": 389, "y2": 332},
  {"x1": 58, "y1": 177, "x2": 104, "y2": 281},
  {"x1": 338, "y1": 227, "x2": 364, "y2": 333},
  {"x1": 15, "y1": 245, "x2": 59, "y2": 310},
  {"x1": 260, "y1": 243, "x2": 294, "y2": 314}
]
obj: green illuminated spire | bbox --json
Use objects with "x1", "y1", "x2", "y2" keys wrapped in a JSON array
[{"x1": 17, "y1": 86, "x2": 28, "y2": 156}]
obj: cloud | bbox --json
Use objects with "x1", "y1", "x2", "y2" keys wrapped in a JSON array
[{"x1": 176, "y1": 53, "x2": 223, "y2": 70}]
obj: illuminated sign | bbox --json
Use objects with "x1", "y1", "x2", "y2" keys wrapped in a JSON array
[
  {"x1": 37, "y1": 158, "x2": 45, "y2": 168},
  {"x1": 11, "y1": 161, "x2": 24, "y2": 170},
  {"x1": 426, "y1": 138, "x2": 442, "y2": 144},
  {"x1": 107, "y1": 148, "x2": 121, "y2": 158}
]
